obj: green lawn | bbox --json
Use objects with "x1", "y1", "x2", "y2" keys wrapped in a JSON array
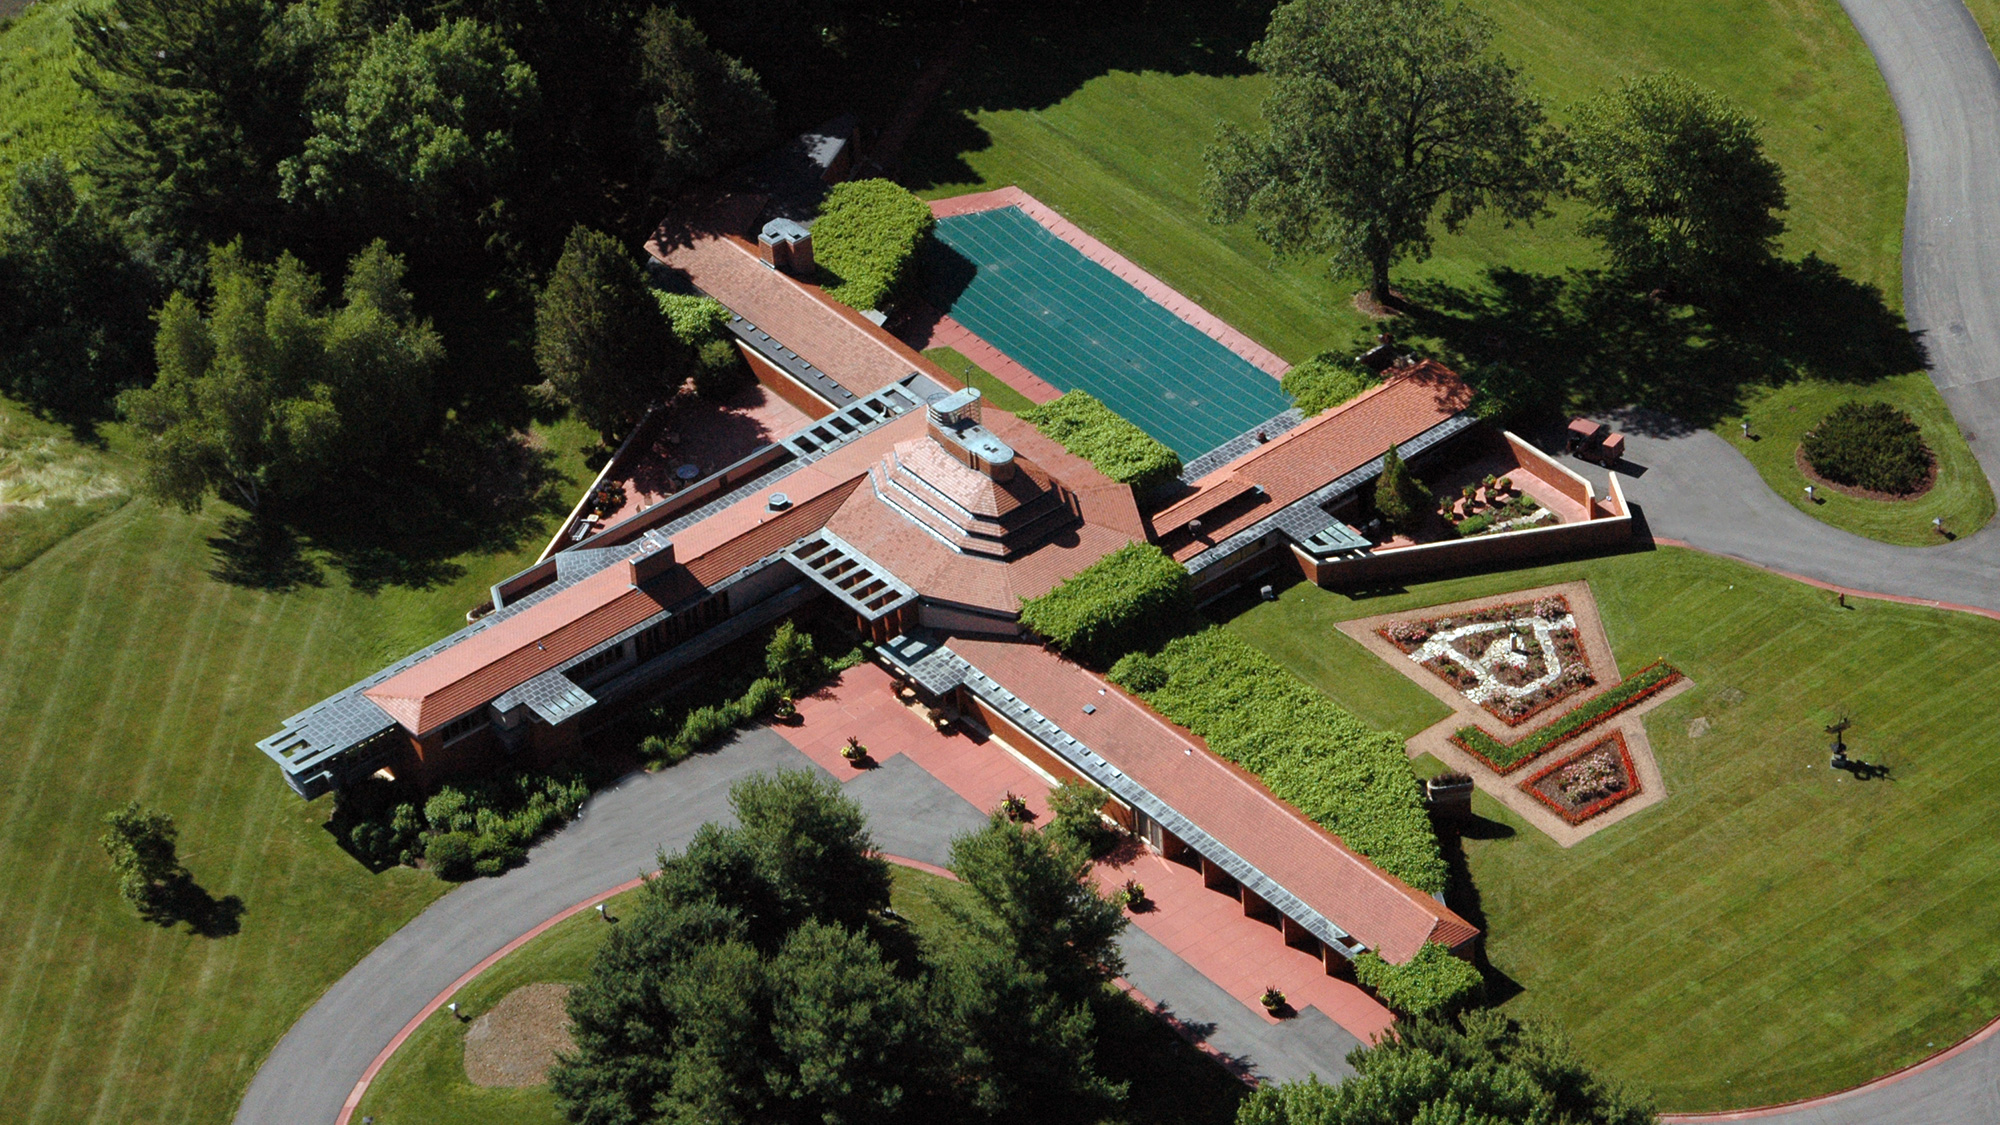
[
  {"x1": 360, "y1": 865, "x2": 1248, "y2": 1125},
  {"x1": 1965, "y1": 0, "x2": 2000, "y2": 57},
  {"x1": 0, "y1": 0, "x2": 99, "y2": 186},
  {"x1": 1716, "y1": 372, "x2": 1997, "y2": 544},
  {"x1": 1224, "y1": 547, "x2": 2000, "y2": 1111},
  {"x1": 0, "y1": 393, "x2": 130, "y2": 581},
  {"x1": 922, "y1": 345, "x2": 1038, "y2": 412},
  {"x1": 907, "y1": 0, "x2": 1906, "y2": 365},
  {"x1": 0, "y1": 418, "x2": 596, "y2": 1125}
]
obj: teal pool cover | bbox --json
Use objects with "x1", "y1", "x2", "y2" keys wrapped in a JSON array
[{"x1": 925, "y1": 206, "x2": 1292, "y2": 460}]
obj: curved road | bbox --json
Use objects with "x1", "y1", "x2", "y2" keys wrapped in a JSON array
[{"x1": 237, "y1": 3, "x2": 2000, "y2": 1123}]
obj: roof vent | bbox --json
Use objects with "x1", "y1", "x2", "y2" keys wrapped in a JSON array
[
  {"x1": 767, "y1": 492, "x2": 792, "y2": 511},
  {"x1": 1189, "y1": 518, "x2": 1205, "y2": 535}
]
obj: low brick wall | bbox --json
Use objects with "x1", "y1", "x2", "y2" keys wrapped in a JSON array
[
  {"x1": 739, "y1": 342, "x2": 836, "y2": 420},
  {"x1": 1303, "y1": 471, "x2": 1630, "y2": 588},
  {"x1": 1504, "y1": 430, "x2": 1593, "y2": 508}
]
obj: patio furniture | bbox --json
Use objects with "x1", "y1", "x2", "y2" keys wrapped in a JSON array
[
  {"x1": 1566, "y1": 417, "x2": 1625, "y2": 466},
  {"x1": 676, "y1": 464, "x2": 700, "y2": 482}
]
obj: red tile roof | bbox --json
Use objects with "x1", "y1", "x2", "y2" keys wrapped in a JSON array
[
  {"x1": 365, "y1": 480, "x2": 860, "y2": 735},
  {"x1": 948, "y1": 635, "x2": 1479, "y2": 963},
  {"x1": 647, "y1": 205, "x2": 957, "y2": 400},
  {"x1": 1154, "y1": 362, "x2": 1474, "y2": 560}
]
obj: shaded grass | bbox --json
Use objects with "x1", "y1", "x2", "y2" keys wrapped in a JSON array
[
  {"x1": 906, "y1": 0, "x2": 1905, "y2": 366},
  {"x1": 1222, "y1": 548, "x2": 2000, "y2": 1110},
  {"x1": 1716, "y1": 372, "x2": 1997, "y2": 545},
  {"x1": 360, "y1": 867, "x2": 1246, "y2": 1125},
  {"x1": 0, "y1": 420, "x2": 595, "y2": 1125},
  {"x1": 922, "y1": 344, "x2": 1038, "y2": 413}
]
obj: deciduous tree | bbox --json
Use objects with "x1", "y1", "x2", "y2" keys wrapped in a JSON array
[
  {"x1": 101, "y1": 800, "x2": 182, "y2": 913},
  {"x1": 1572, "y1": 72, "x2": 1787, "y2": 289},
  {"x1": 1203, "y1": 0, "x2": 1560, "y2": 303}
]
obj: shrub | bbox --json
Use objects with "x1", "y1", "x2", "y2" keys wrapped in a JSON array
[
  {"x1": 1282, "y1": 352, "x2": 1378, "y2": 416},
  {"x1": 678, "y1": 704, "x2": 735, "y2": 751},
  {"x1": 656, "y1": 291, "x2": 745, "y2": 399},
  {"x1": 1018, "y1": 391, "x2": 1182, "y2": 493},
  {"x1": 1105, "y1": 651, "x2": 1169, "y2": 693},
  {"x1": 1046, "y1": 780, "x2": 1113, "y2": 860},
  {"x1": 765, "y1": 621, "x2": 822, "y2": 693},
  {"x1": 1354, "y1": 943, "x2": 1484, "y2": 1017},
  {"x1": 1454, "y1": 513, "x2": 1493, "y2": 537},
  {"x1": 739, "y1": 675, "x2": 785, "y2": 719},
  {"x1": 1018, "y1": 542, "x2": 1195, "y2": 667},
  {"x1": 812, "y1": 178, "x2": 934, "y2": 311},
  {"x1": 1374, "y1": 445, "x2": 1431, "y2": 535},
  {"x1": 1801, "y1": 400, "x2": 1932, "y2": 495},
  {"x1": 425, "y1": 831, "x2": 477, "y2": 881},
  {"x1": 1452, "y1": 661, "x2": 1684, "y2": 771},
  {"x1": 1111, "y1": 628, "x2": 1445, "y2": 893}
]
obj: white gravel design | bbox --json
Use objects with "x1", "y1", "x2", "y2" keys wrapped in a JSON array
[{"x1": 1407, "y1": 613, "x2": 1578, "y2": 704}]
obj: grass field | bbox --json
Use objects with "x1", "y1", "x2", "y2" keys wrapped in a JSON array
[
  {"x1": 908, "y1": 0, "x2": 1906, "y2": 366},
  {"x1": 1225, "y1": 547, "x2": 2000, "y2": 1110},
  {"x1": 922, "y1": 345, "x2": 1038, "y2": 413},
  {"x1": 0, "y1": 0, "x2": 98, "y2": 187},
  {"x1": 1716, "y1": 373, "x2": 1998, "y2": 544},
  {"x1": 359, "y1": 865, "x2": 1248, "y2": 1125},
  {"x1": 0, "y1": 417, "x2": 596, "y2": 1125},
  {"x1": 0, "y1": 394, "x2": 129, "y2": 580}
]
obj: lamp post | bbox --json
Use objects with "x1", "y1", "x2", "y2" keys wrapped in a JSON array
[{"x1": 1826, "y1": 717, "x2": 1851, "y2": 770}]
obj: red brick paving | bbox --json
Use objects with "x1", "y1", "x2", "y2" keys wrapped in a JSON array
[
  {"x1": 775, "y1": 663, "x2": 1396, "y2": 1044},
  {"x1": 598, "y1": 385, "x2": 813, "y2": 528}
]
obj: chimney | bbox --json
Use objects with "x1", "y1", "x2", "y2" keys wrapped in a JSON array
[
  {"x1": 757, "y1": 218, "x2": 813, "y2": 277},
  {"x1": 624, "y1": 539, "x2": 676, "y2": 586}
]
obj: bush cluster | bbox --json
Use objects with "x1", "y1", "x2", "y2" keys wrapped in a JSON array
[
  {"x1": 811, "y1": 178, "x2": 935, "y2": 312},
  {"x1": 1281, "y1": 352, "x2": 1378, "y2": 417},
  {"x1": 392, "y1": 770, "x2": 591, "y2": 880},
  {"x1": 655, "y1": 290, "x2": 746, "y2": 399},
  {"x1": 636, "y1": 621, "x2": 863, "y2": 766},
  {"x1": 1801, "y1": 400, "x2": 1932, "y2": 496},
  {"x1": 1452, "y1": 661, "x2": 1683, "y2": 771},
  {"x1": 1018, "y1": 543, "x2": 1194, "y2": 668},
  {"x1": 1109, "y1": 629, "x2": 1446, "y2": 893},
  {"x1": 1354, "y1": 943, "x2": 1485, "y2": 1018},
  {"x1": 1018, "y1": 391, "x2": 1183, "y2": 493}
]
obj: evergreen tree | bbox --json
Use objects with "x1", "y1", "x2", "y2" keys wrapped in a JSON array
[
  {"x1": 729, "y1": 770, "x2": 892, "y2": 937},
  {"x1": 534, "y1": 225, "x2": 682, "y2": 436},
  {"x1": 635, "y1": 5, "x2": 776, "y2": 200},
  {"x1": 943, "y1": 812, "x2": 1126, "y2": 1004},
  {"x1": 1203, "y1": 0, "x2": 1560, "y2": 302},
  {"x1": 101, "y1": 801, "x2": 182, "y2": 914},
  {"x1": 1373, "y1": 445, "x2": 1431, "y2": 535},
  {"x1": 766, "y1": 920, "x2": 933, "y2": 1123},
  {"x1": 1573, "y1": 72, "x2": 1787, "y2": 290}
]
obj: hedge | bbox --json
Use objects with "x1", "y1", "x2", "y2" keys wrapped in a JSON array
[
  {"x1": 1452, "y1": 661, "x2": 1684, "y2": 772},
  {"x1": 812, "y1": 178, "x2": 935, "y2": 312},
  {"x1": 1281, "y1": 352, "x2": 1378, "y2": 417},
  {"x1": 1354, "y1": 942, "x2": 1484, "y2": 1017},
  {"x1": 1018, "y1": 542, "x2": 1193, "y2": 668},
  {"x1": 1018, "y1": 391, "x2": 1182, "y2": 493},
  {"x1": 1110, "y1": 628, "x2": 1446, "y2": 893},
  {"x1": 1801, "y1": 400, "x2": 1932, "y2": 495}
]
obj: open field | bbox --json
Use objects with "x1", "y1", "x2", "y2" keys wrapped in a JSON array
[
  {"x1": 1225, "y1": 546, "x2": 2000, "y2": 1110},
  {"x1": 907, "y1": 0, "x2": 1906, "y2": 366},
  {"x1": 359, "y1": 864, "x2": 1249, "y2": 1125},
  {"x1": 0, "y1": 418, "x2": 596, "y2": 1125},
  {"x1": 1717, "y1": 372, "x2": 1998, "y2": 544}
]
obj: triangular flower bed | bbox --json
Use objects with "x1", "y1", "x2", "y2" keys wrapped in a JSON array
[{"x1": 1521, "y1": 731, "x2": 1642, "y2": 825}]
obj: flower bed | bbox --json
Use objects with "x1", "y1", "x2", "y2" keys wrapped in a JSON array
[
  {"x1": 1521, "y1": 731, "x2": 1641, "y2": 824},
  {"x1": 1380, "y1": 595, "x2": 1595, "y2": 726},
  {"x1": 1451, "y1": 661, "x2": 1684, "y2": 773}
]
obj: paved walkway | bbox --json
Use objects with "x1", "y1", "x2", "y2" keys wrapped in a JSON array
[{"x1": 237, "y1": 666, "x2": 1373, "y2": 1124}]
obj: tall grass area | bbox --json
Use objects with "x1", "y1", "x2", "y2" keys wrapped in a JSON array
[
  {"x1": 907, "y1": 0, "x2": 1905, "y2": 364},
  {"x1": 0, "y1": 394, "x2": 129, "y2": 579},
  {"x1": 0, "y1": 417, "x2": 596, "y2": 1125},
  {"x1": 1226, "y1": 548, "x2": 2000, "y2": 1110},
  {"x1": 0, "y1": 0, "x2": 99, "y2": 184}
]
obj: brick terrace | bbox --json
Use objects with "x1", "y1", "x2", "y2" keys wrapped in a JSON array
[{"x1": 776, "y1": 662, "x2": 1396, "y2": 1045}]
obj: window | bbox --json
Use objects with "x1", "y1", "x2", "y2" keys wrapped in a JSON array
[
  {"x1": 437, "y1": 710, "x2": 486, "y2": 744},
  {"x1": 570, "y1": 643, "x2": 627, "y2": 681},
  {"x1": 635, "y1": 592, "x2": 731, "y2": 660}
]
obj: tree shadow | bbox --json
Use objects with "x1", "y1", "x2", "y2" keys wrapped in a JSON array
[
  {"x1": 1401, "y1": 256, "x2": 1926, "y2": 429},
  {"x1": 207, "y1": 516, "x2": 325, "y2": 593},
  {"x1": 898, "y1": 0, "x2": 1276, "y2": 190},
  {"x1": 141, "y1": 875, "x2": 245, "y2": 938},
  {"x1": 1431, "y1": 811, "x2": 1523, "y2": 1006}
]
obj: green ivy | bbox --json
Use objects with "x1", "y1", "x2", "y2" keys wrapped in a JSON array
[
  {"x1": 1018, "y1": 391, "x2": 1182, "y2": 493},
  {"x1": 1281, "y1": 351, "x2": 1378, "y2": 417},
  {"x1": 812, "y1": 178, "x2": 935, "y2": 311},
  {"x1": 1354, "y1": 942, "x2": 1484, "y2": 1017},
  {"x1": 1453, "y1": 661, "x2": 1684, "y2": 770},
  {"x1": 1111, "y1": 628, "x2": 1446, "y2": 893},
  {"x1": 1018, "y1": 543, "x2": 1193, "y2": 668}
]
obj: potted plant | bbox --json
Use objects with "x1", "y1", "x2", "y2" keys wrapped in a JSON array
[
  {"x1": 1116, "y1": 879, "x2": 1147, "y2": 911},
  {"x1": 841, "y1": 736, "x2": 869, "y2": 764},
  {"x1": 999, "y1": 792, "x2": 1031, "y2": 822},
  {"x1": 773, "y1": 695, "x2": 797, "y2": 723},
  {"x1": 1260, "y1": 986, "x2": 1287, "y2": 1014}
]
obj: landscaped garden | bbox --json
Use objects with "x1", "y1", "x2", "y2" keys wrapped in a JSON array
[
  {"x1": 1225, "y1": 546, "x2": 2000, "y2": 1109},
  {"x1": 1381, "y1": 594, "x2": 1595, "y2": 725},
  {"x1": 1719, "y1": 372, "x2": 1995, "y2": 545}
]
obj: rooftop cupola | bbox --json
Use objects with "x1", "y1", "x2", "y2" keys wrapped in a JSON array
[{"x1": 925, "y1": 388, "x2": 1016, "y2": 482}]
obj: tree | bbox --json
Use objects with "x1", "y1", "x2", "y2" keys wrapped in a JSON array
[
  {"x1": 1044, "y1": 780, "x2": 1112, "y2": 862},
  {"x1": 1372, "y1": 445, "x2": 1431, "y2": 534},
  {"x1": 944, "y1": 812, "x2": 1126, "y2": 1002},
  {"x1": 118, "y1": 240, "x2": 442, "y2": 512},
  {"x1": 1203, "y1": 0, "x2": 1560, "y2": 302},
  {"x1": 1572, "y1": 72, "x2": 1787, "y2": 289},
  {"x1": 280, "y1": 17, "x2": 543, "y2": 240},
  {"x1": 74, "y1": 0, "x2": 333, "y2": 280},
  {"x1": 763, "y1": 621, "x2": 821, "y2": 694},
  {"x1": 534, "y1": 225, "x2": 682, "y2": 436},
  {"x1": 101, "y1": 800, "x2": 182, "y2": 914},
  {"x1": 635, "y1": 5, "x2": 775, "y2": 199},
  {"x1": 0, "y1": 158, "x2": 160, "y2": 418},
  {"x1": 766, "y1": 920, "x2": 934, "y2": 1123},
  {"x1": 729, "y1": 770, "x2": 892, "y2": 937},
  {"x1": 1236, "y1": 1009, "x2": 1655, "y2": 1125}
]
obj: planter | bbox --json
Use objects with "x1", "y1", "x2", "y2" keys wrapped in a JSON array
[{"x1": 1425, "y1": 775, "x2": 1476, "y2": 820}]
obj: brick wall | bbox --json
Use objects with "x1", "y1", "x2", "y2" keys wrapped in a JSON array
[{"x1": 739, "y1": 342, "x2": 836, "y2": 419}]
